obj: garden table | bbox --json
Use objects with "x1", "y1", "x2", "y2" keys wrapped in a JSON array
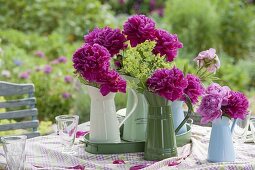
[{"x1": 1, "y1": 123, "x2": 255, "y2": 170}]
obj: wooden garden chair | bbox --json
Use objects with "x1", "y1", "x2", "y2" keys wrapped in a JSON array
[{"x1": 0, "y1": 81, "x2": 40, "y2": 138}]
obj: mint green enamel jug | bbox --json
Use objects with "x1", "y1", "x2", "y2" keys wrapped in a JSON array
[{"x1": 122, "y1": 88, "x2": 148, "y2": 142}]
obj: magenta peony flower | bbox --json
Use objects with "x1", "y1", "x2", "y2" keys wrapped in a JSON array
[
  {"x1": 206, "y1": 83, "x2": 230, "y2": 106},
  {"x1": 73, "y1": 43, "x2": 126, "y2": 96},
  {"x1": 222, "y1": 91, "x2": 249, "y2": 119},
  {"x1": 73, "y1": 43, "x2": 111, "y2": 81},
  {"x1": 194, "y1": 48, "x2": 220, "y2": 73},
  {"x1": 84, "y1": 27, "x2": 127, "y2": 57},
  {"x1": 34, "y1": 51, "x2": 45, "y2": 58},
  {"x1": 181, "y1": 74, "x2": 204, "y2": 104},
  {"x1": 153, "y1": 29, "x2": 183, "y2": 62},
  {"x1": 64, "y1": 75, "x2": 73, "y2": 83},
  {"x1": 197, "y1": 94, "x2": 223, "y2": 124},
  {"x1": 147, "y1": 68, "x2": 188, "y2": 101},
  {"x1": 97, "y1": 70, "x2": 126, "y2": 96},
  {"x1": 43, "y1": 65, "x2": 52, "y2": 74},
  {"x1": 123, "y1": 15, "x2": 156, "y2": 47}
]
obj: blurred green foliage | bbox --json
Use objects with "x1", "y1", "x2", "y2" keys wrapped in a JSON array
[
  {"x1": 0, "y1": 0, "x2": 115, "y2": 41},
  {"x1": 165, "y1": 0, "x2": 221, "y2": 55},
  {"x1": 164, "y1": 0, "x2": 255, "y2": 61}
]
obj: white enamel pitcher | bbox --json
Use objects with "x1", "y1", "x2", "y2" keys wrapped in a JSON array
[{"x1": 87, "y1": 86, "x2": 138, "y2": 143}]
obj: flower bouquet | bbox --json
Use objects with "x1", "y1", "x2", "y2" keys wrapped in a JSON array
[
  {"x1": 72, "y1": 34, "x2": 127, "y2": 143},
  {"x1": 197, "y1": 83, "x2": 249, "y2": 162}
]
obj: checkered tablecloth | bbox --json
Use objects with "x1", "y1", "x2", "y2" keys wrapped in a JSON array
[{"x1": 1, "y1": 123, "x2": 255, "y2": 170}]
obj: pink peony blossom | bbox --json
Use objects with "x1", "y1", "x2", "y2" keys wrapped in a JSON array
[
  {"x1": 73, "y1": 43, "x2": 111, "y2": 82},
  {"x1": 147, "y1": 68, "x2": 188, "y2": 101},
  {"x1": 221, "y1": 91, "x2": 249, "y2": 119},
  {"x1": 194, "y1": 48, "x2": 220, "y2": 73},
  {"x1": 197, "y1": 94, "x2": 223, "y2": 124},
  {"x1": 197, "y1": 83, "x2": 249, "y2": 123},
  {"x1": 84, "y1": 27, "x2": 127, "y2": 57},
  {"x1": 98, "y1": 70, "x2": 126, "y2": 96},
  {"x1": 206, "y1": 83, "x2": 230, "y2": 106},
  {"x1": 181, "y1": 74, "x2": 204, "y2": 104},
  {"x1": 153, "y1": 29, "x2": 183, "y2": 62},
  {"x1": 123, "y1": 15, "x2": 156, "y2": 47},
  {"x1": 72, "y1": 43, "x2": 126, "y2": 96}
]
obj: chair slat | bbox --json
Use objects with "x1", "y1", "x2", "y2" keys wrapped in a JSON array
[
  {"x1": 0, "y1": 81, "x2": 34, "y2": 96},
  {"x1": 0, "y1": 108, "x2": 38, "y2": 119},
  {"x1": 0, "y1": 120, "x2": 39, "y2": 131},
  {"x1": 0, "y1": 98, "x2": 36, "y2": 108}
]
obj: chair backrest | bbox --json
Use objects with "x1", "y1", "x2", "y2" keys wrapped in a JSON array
[{"x1": 0, "y1": 81, "x2": 40, "y2": 138}]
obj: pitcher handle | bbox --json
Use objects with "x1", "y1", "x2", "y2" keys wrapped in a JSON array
[
  {"x1": 175, "y1": 94, "x2": 194, "y2": 134},
  {"x1": 230, "y1": 119, "x2": 237, "y2": 133},
  {"x1": 118, "y1": 88, "x2": 138, "y2": 128}
]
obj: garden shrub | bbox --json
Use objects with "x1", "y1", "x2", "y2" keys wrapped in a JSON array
[
  {"x1": 0, "y1": 29, "x2": 79, "y2": 60},
  {"x1": 0, "y1": 0, "x2": 115, "y2": 41},
  {"x1": 102, "y1": 0, "x2": 166, "y2": 16},
  {"x1": 215, "y1": 54, "x2": 251, "y2": 92},
  {"x1": 218, "y1": 0, "x2": 255, "y2": 60},
  {"x1": 164, "y1": 0, "x2": 220, "y2": 55}
]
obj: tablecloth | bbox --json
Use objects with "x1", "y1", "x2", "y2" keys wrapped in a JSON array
[{"x1": 1, "y1": 123, "x2": 255, "y2": 170}]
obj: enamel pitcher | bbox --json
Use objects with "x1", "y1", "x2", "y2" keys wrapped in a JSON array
[
  {"x1": 121, "y1": 76, "x2": 148, "y2": 142},
  {"x1": 122, "y1": 88, "x2": 148, "y2": 142},
  {"x1": 87, "y1": 86, "x2": 137, "y2": 143},
  {"x1": 143, "y1": 91, "x2": 177, "y2": 161},
  {"x1": 207, "y1": 116, "x2": 236, "y2": 162},
  {"x1": 171, "y1": 95, "x2": 194, "y2": 135}
]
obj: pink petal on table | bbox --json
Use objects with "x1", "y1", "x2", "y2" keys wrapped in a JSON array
[
  {"x1": 113, "y1": 159, "x2": 125, "y2": 164},
  {"x1": 76, "y1": 131, "x2": 89, "y2": 138},
  {"x1": 68, "y1": 165, "x2": 85, "y2": 170},
  {"x1": 130, "y1": 164, "x2": 150, "y2": 170},
  {"x1": 168, "y1": 160, "x2": 181, "y2": 166}
]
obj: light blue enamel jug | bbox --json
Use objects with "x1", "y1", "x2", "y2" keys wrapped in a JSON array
[
  {"x1": 171, "y1": 96, "x2": 194, "y2": 135},
  {"x1": 171, "y1": 101, "x2": 187, "y2": 135},
  {"x1": 207, "y1": 116, "x2": 236, "y2": 162}
]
